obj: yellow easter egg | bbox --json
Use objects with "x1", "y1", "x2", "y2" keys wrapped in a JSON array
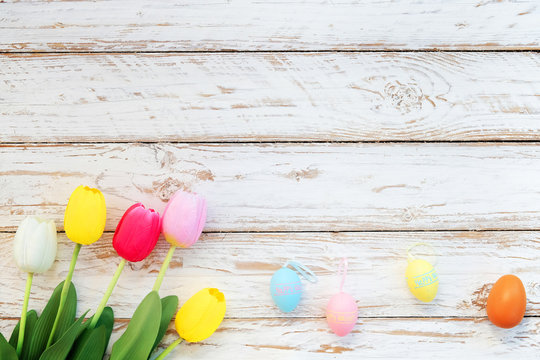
[{"x1": 405, "y1": 259, "x2": 438, "y2": 302}]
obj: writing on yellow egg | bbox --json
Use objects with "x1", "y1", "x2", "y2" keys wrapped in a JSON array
[
  {"x1": 412, "y1": 269, "x2": 438, "y2": 289},
  {"x1": 273, "y1": 281, "x2": 301, "y2": 296}
]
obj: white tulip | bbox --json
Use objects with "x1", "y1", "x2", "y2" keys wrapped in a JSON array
[{"x1": 14, "y1": 216, "x2": 57, "y2": 273}]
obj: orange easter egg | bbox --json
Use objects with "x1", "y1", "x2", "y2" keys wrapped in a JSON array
[{"x1": 486, "y1": 275, "x2": 526, "y2": 329}]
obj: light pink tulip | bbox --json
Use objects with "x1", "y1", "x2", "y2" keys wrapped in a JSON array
[{"x1": 162, "y1": 190, "x2": 207, "y2": 248}]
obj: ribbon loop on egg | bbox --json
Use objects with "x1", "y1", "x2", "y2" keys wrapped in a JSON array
[
  {"x1": 407, "y1": 242, "x2": 437, "y2": 265},
  {"x1": 285, "y1": 261, "x2": 318, "y2": 283},
  {"x1": 338, "y1": 258, "x2": 348, "y2": 293}
]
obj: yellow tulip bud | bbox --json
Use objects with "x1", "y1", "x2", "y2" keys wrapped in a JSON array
[
  {"x1": 175, "y1": 288, "x2": 226, "y2": 343},
  {"x1": 64, "y1": 185, "x2": 106, "y2": 245}
]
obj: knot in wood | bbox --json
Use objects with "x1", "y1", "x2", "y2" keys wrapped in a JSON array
[{"x1": 384, "y1": 81, "x2": 423, "y2": 113}]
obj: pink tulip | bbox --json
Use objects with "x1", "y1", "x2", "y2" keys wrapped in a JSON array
[
  {"x1": 113, "y1": 203, "x2": 161, "y2": 262},
  {"x1": 162, "y1": 190, "x2": 207, "y2": 248}
]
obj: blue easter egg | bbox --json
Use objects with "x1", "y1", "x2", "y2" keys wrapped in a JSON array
[{"x1": 270, "y1": 267, "x2": 302, "y2": 312}]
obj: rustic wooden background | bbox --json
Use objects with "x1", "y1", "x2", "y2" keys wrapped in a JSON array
[{"x1": 1, "y1": 1, "x2": 540, "y2": 358}]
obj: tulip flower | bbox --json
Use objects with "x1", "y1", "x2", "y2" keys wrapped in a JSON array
[
  {"x1": 153, "y1": 190, "x2": 207, "y2": 292},
  {"x1": 13, "y1": 216, "x2": 57, "y2": 356},
  {"x1": 162, "y1": 190, "x2": 207, "y2": 248},
  {"x1": 155, "y1": 288, "x2": 226, "y2": 360},
  {"x1": 47, "y1": 185, "x2": 106, "y2": 347},
  {"x1": 89, "y1": 203, "x2": 161, "y2": 328},
  {"x1": 113, "y1": 203, "x2": 162, "y2": 262},
  {"x1": 64, "y1": 185, "x2": 107, "y2": 246}
]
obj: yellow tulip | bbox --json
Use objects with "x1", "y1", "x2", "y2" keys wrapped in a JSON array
[
  {"x1": 48, "y1": 185, "x2": 107, "y2": 348},
  {"x1": 176, "y1": 288, "x2": 226, "y2": 343},
  {"x1": 64, "y1": 185, "x2": 106, "y2": 245},
  {"x1": 155, "y1": 288, "x2": 226, "y2": 359}
]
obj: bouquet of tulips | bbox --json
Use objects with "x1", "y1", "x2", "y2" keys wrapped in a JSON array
[{"x1": 0, "y1": 186, "x2": 225, "y2": 360}]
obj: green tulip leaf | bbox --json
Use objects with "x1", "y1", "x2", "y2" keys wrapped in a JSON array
[
  {"x1": 9, "y1": 309, "x2": 38, "y2": 358},
  {"x1": 69, "y1": 306, "x2": 114, "y2": 360},
  {"x1": 26, "y1": 281, "x2": 76, "y2": 360},
  {"x1": 38, "y1": 310, "x2": 89, "y2": 360},
  {"x1": 52, "y1": 284, "x2": 78, "y2": 344},
  {"x1": 148, "y1": 295, "x2": 178, "y2": 358},
  {"x1": 67, "y1": 325, "x2": 106, "y2": 360},
  {"x1": 0, "y1": 332, "x2": 18, "y2": 360},
  {"x1": 110, "y1": 291, "x2": 161, "y2": 360},
  {"x1": 94, "y1": 306, "x2": 115, "y2": 348}
]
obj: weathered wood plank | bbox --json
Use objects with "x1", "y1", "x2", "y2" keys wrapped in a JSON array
[
  {"x1": 0, "y1": 232, "x2": 538, "y2": 318},
  {"x1": 1, "y1": 53, "x2": 539, "y2": 142},
  {"x1": 1, "y1": 1, "x2": 538, "y2": 51},
  {"x1": 2, "y1": 143, "x2": 540, "y2": 231},
  {"x1": 1, "y1": 317, "x2": 538, "y2": 359}
]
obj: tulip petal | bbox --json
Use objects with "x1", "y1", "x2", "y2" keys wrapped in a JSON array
[
  {"x1": 195, "y1": 198, "x2": 207, "y2": 242},
  {"x1": 185, "y1": 289, "x2": 225, "y2": 343},
  {"x1": 162, "y1": 191, "x2": 207, "y2": 248},
  {"x1": 64, "y1": 186, "x2": 106, "y2": 245},
  {"x1": 25, "y1": 221, "x2": 45, "y2": 271},
  {"x1": 13, "y1": 216, "x2": 57, "y2": 274},
  {"x1": 113, "y1": 204, "x2": 161, "y2": 262},
  {"x1": 36, "y1": 221, "x2": 57, "y2": 274},
  {"x1": 176, "y1": 291, "x2": 212, "y2": 336},
  {"x1": 175, "y1": 288, "x2": 226, "y2": 343}
]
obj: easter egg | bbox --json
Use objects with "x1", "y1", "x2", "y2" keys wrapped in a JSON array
[
  {"x1": 326, "y1": 292, "x2": 358, "y2": 336},
  {"x1": 405, "y1": 259, "x2": 438, "y2": 302},
  {"x1": 486, "y1": 274, "x2": 526, "y2": 329},
  {"x1": 270, "y1": 267, "x2": 302, "y2": 312}
]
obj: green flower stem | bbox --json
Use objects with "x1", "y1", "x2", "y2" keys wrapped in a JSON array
[
  {"x1": 89, "y1": 258, "x2": 126, "y2": 329},
  {"x1": 47, "y1": 242, "x2": 81, "y2": 348},
  {"x1": 152, "y1": 245, "x2": 176, "y2": 292},
  {"x1": 17, "y1": 272, "x2": 33, "y2": 357},
  {"x1": 155, "y1": 337, "x2": 183, "y2": 360}
]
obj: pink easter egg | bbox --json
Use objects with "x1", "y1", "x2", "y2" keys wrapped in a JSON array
[{"x1": 326, "y1": 292, "x2": 358, "y2": 337}]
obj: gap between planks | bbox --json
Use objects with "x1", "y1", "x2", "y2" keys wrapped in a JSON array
[
  {"x1": 4, "y1": 140, "x2": 540, "y2": 145},
  {"x1": 2, "y1": 50, "x2": 540, "y2": 54},
  {"x1": 4, "y1": 229, "x2": 540, "y2": 234},
  {"x1": 1, "y1": 316, "x2": 536, "y2": 321}
]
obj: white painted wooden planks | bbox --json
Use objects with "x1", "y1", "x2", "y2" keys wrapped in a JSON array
[
  {"x1": 2, "y1": 143, "x2": 540, "y2": 231},
  {"x1": 137, "y1": 317, "x2": 540, "y2": 359},
  {"x1": 1, "y1": 0, "x2": 539, "y2": 52},
  {"x1": 0, "y1": 232, "x2": 538, "y2": 319},
  {"x1": 2, "y1": 1, "x2": 540, "y2": 357},
  {"x1": 1, "y1": 52, "x2": 539, "y2": 142},
  {"x1": 2, "y1": 317, "x2": 539, "y2": 359}
]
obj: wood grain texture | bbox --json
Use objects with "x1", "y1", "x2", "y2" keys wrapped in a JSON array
[
  {"x1": 2, "y1": 317, "x2": 539, "y2": 359},
  {"x1": 2, "y1": 143, "x2": 540, "y2": 231},
  {"x1": 2, "y1": 1, "x2": 540, "y2": 357},
  {"x1": 1, "y1": 52, "x2": 540, "y2": 142},
  {"x1": 0, "y1": 232, "x2": 539, "y2": 319},
  {"x1": 1, "y1": 0, "x2": 539, "y2": 52}
]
